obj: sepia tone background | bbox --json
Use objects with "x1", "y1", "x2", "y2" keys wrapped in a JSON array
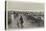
[{"x1": 6, "y1": 1, "x2": 44, "y2": 29}]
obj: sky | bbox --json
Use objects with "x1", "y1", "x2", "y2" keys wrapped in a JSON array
[{"x1": 6, "y1": 1, "x2": 44, "y2": 12}]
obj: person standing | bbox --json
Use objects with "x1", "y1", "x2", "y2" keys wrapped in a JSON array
[{"x1": 20, "y1": 16, "x2": 24, "y2": 28}]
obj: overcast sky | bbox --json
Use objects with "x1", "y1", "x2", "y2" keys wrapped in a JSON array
[{"x1": 6, "y1": 1, "x2": 44, "y2": 12}]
